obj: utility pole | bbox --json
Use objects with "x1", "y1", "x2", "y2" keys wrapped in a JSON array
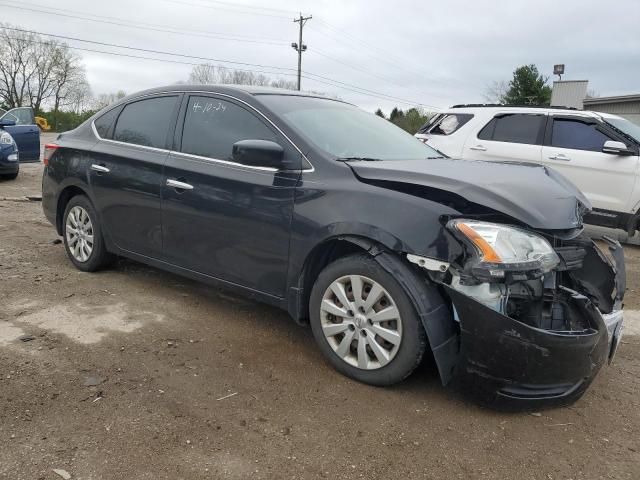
[{"x1": 292, "y1": 13, "x2": 312, "y2": 91}]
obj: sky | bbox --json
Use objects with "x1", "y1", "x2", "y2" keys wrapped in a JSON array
[{"x1": 2, "y1": 0, "x2": 639, "y2": 114}]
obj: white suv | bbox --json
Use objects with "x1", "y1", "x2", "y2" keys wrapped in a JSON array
[{"x1": 416, "y1": 105, "x2": 640, "y2": 233}]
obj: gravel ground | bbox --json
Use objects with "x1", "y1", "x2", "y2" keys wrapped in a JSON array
[{"x1": 0, "y1": 161, "x2": 639, "y2": 480}]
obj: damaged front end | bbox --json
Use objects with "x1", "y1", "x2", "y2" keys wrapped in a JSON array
[{"x1": 435, "y1": 219, "x2": 625, "y2": 409}]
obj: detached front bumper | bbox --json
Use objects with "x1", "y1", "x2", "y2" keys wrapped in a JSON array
[
  {"x1": 447, "y1": 286, "x2": 623, "y2": 410},
  {"x1": 443, "y1": 238, "x2": 625, "y2": 410}
]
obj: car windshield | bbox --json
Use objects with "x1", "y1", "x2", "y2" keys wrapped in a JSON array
[
  {"x1": 258, "y1": 95, "x2": 443, "y2": 160},
  {"x1": 605, "y1": 116, "x2": 640, "y2": 143}
]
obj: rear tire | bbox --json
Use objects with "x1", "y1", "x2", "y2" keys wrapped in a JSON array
[
  {"x1": 62, "y1": 195, "x2": 114, "y2": 272},
  {"x1": 309, "y1": 253, "x2": 427, "y2": 386}
]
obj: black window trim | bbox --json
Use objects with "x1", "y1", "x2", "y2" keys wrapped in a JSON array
[
  {"x1": 91, "y1": 90, "x2": 313, "y2": 172},
  {"x1": 476, "y1": 112, "x2": 548, "y2": 146},
  {"x1": 174, "y1": 93, "x2": 295, "y2": 173},
  {"x1": 543, "y1": 114, "x2": 635, "y2": 153}
]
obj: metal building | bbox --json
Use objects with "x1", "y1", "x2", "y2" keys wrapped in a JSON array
[
  {"x1": 550, "y1": 80, "x2": 589, "y2": 109},
  {"x1": 583, "y1": 94, "x2": 640, "y2": 126}
]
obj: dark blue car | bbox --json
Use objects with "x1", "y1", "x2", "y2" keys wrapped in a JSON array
[{"x1": 0, "y1": 107, "x2": 41, "y2": 179}]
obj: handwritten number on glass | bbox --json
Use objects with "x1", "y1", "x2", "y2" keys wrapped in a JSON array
[{"x1": 192, "y1": 101, "x2": 227, "y2": 114}]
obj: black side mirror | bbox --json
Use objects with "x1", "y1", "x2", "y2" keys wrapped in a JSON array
[
  {"x1": 0, "y1": 118, "x2": 16, "y2": 128},
  {"x1": 232, "y1": 140, "x2": 285, "y2": 169}
]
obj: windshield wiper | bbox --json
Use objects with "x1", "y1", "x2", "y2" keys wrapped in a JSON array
[{"x1": 337, "y1": 156, "x2": 381, "y2": 162}]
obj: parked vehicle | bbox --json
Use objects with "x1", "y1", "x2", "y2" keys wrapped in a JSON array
[
  {"x1": 0, "y1": 107, "x2": 41, "y2": 162},
  {"x1": 42, "y1": 86, "x2": 625, "y2": 409},
  {"x1": 0, "y1": 118, "x2": 19, "y2": 180},
  {"x1": 416, "y1": 105, "x2": 640, "y2": 234},
  {"x1": 35, "y1": 116, "x2": 52, "y2": 131}
]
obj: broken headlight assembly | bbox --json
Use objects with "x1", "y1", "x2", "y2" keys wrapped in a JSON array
[{"x1": 447, "y1": 219, "x2": 560, "y2": 281}]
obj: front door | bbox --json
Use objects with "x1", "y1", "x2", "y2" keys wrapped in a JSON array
[
  {"x1": 89, "y1": 95, "x2": 181, "y2": 258},
  {"x1": 2, "y1": 107, "x2": 40, "y2": 161},
  {"x1": 540, "y1": 115, "x2": 639, "y2": 215},
  {"x1": 161, "y1": 94, "x2": 300, "y2": 297}
]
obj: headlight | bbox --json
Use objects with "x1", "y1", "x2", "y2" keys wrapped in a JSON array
[
  {"x1": 448, "y1": 219, "x2": 559, "y2": 278},
  {"x1": 0, "y1": 132, "x2": 15, "y2": 145}
]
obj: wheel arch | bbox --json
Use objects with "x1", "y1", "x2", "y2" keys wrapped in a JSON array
[
  {"x1": 55, "y1": 184, "x2": 91, "y2": 235},
  {"x1": 288, "y1": 233, "x2": 460, "y2": 386}
]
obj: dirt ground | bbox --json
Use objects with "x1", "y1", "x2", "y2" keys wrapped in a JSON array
[{"x1": 1, "y1": 159, "x2": 639, "y2": 480}]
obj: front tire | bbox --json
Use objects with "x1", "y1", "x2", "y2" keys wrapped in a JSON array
[
  {"x1": 62, "y1": 195, "x2": 113, "y2": 272},
  {"x1": 309, "y1": 253, "x2": 427, "y2": 386},
  {"x1": 0, "y1": 170, "x2": 18, "y2": 180}
]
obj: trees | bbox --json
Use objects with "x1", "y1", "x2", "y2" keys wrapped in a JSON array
[
  {"x1": 188, "y1": 63, "x2": 297, "y2": 90},
  {"x1": 0, "y1": 24, "x2": 90, "y2": 119},
  {"x1": 500, "y1": 65, "x2": 552, "y2": 106},
  {"x1": 376, "y1": 106, "x2": 433, "y2": 134}
]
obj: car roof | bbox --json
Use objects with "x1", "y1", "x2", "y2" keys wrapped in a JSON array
[
  {"x1": 443, "y1": 104, "x2": 623, "y2": 120},
  {"x1": 121, "y1": 84, "x2": 346, "y2": 103}
]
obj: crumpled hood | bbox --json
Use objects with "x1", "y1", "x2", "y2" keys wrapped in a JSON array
[{"x1": 349, "y1": 158, "x2": 591, "y2": 230}]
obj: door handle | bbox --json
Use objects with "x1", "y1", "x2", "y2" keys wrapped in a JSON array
[
  {"x1": 90, "y1": 164, "x2": 110, "y2": 173},
  {"x1": 548, "y1": 154, "x2": 570, "y2": 161},
  {"x1": 166, "y1": 179, "x2": 194, "y2": 191},
  {"x1": 469, "y1": 145, "x2": 487, "y2": 151}
]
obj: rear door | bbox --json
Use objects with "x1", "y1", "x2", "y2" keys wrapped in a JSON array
[
  {"x1": 161, "y1": 94, "x2": 300, "y2": 297},
  {"x1": 1, "y1": 107, "x2": 40, "y2": 161},
  {"x1": 89, "y1": 94, "x2": 181, "y2": 258},
  {"x1": 541, "y1": 115, "x2": 639, "y2": 215},
  {"x1": 461, "y1": 112, "x2": 546, "y2": 164}
]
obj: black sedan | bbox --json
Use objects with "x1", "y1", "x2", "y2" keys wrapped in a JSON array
[{"x1": 42, "y1": 85, "x2": 625, "y2": 409}]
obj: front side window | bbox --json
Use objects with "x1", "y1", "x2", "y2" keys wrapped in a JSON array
[
  {"x1": 478, "y1": 113, "x2": 545, "y2": 145},
  {"x1": 180, "y1": 96, "x2": 278, "y2": 161},
  {"x1": 113, "y1": 96, "x2": 178, "y2": 148},
  {"x1": 2, "y1": 107, "x2": 33, "y2": 125},
  {"x1": 551, "y1": 119, "x2": 611, "y2": 151},
  {"x1": 419, "y1": 113, "x2": 473, "y2": 135}
]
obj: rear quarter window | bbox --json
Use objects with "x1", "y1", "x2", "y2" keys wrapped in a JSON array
[
  {"x1": 418, "y1": 113, "x2": 473, "y2": 135},
  {"x1": 93, "y1": 108, "x2": 120, "y2": 139}
]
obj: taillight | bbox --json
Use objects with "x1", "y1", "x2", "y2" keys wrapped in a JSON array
[{"x1": 43, "y1": 144, "x2": 59, "y2": 166}]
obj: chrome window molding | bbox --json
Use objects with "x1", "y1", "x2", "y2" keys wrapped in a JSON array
[
  {"x1": 91, "y1": 89, "x2": 315, "y2": 173},
  {"x1": 169, "y1": 150, "x2": 279, "y2": 173}
]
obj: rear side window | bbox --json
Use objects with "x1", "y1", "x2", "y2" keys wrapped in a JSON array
[
  {"x1": 94, "y1": 108, "x2": 120, "y2": 139},
  {"x1": 180, "y1": 96, "x2": 277, "y2": 161},
  {"x1": 478, "y1": 114, "x2": 545, "y2": 145},
  {"x1": 113, "y1": 96, "x2": 178, "y2": 148},
  {"x1": 551, "y1": 119, "x2": 611, "y2": 152},
  {"x1": 419, "y1": 113, "x2": 473, "y2": 135}
]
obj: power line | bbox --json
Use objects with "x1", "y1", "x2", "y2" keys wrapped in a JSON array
[
  {"x1": 2, "y1": 26, "x2": 298, "y2": 73},
  {"x1": 309, "y1": 18, "x2": 462, "y2": 91},
  {"x1": 3, "y1": 26, "x2": 436, "y2": 108},
  {"x1": 160, "y1": 0, "x2": 292, "y2": 19},
  {"x1": 5, "y1": 1, "x2": 437, "y2": 102},
  {"x1": 6, "y1": 34, "x2": 300, "y2": 79},
  {"x1": 192, "y1": 0, "x2": 297, "y2": 16},
  {"x1": 0, "y1": 1, "x2": 288, "y2": 45}
]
